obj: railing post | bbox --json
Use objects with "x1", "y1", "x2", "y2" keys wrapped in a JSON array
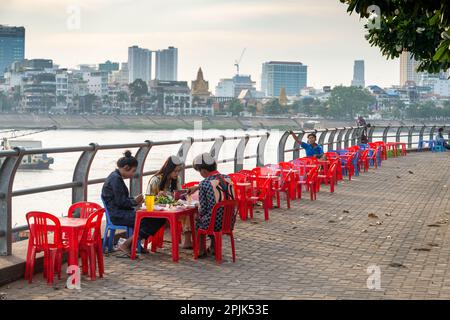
[
  {"x1": 395, "y1": 126, "x2": 403, "y2": 142},
  {"x1": 0, "y1": 147, "x2": 24, "y2": 256},
  {"x1": 368, "y1": 125, "x2": 375, "y2": 142},
  {"x1": 429, "y1": 125, "x2": 436, "y2": 141},
  {"x1": 256, "y1": 132, "x2": 270, "y2": 167},
  {"x1": 336, "y1": 127, "x2": 346, "y2": 150},
  {"x1": 177, "y1": 137, "x2": 194, "y2": 185},
  {"x1": 418, "y1": 125, "x2": 426, "y2": 144},
  {"x1": 130, "y1": 140, "x2": 153, "y2": 197},
  {"x1": 72, "y1": 143, "x2": 98, "y2": 204},
  {"x1": 351, "y1": 127, "x2": 361, "y2": 145},
  {"x1": 234, "y1": 134, "x2": 249, "y2": 172},
  {"x1": 327, "y1": 128, "x2": 337, "y2": 152},
  {"x1": 382, "y1": 126, "x2": 390, "y2": 143},
  {"x1": 292, "y1": 130, "x2": 305, "y2": 160},
  {"x1": 210, "y1": 135, "x2": 225, "y2": 161},
  {"x1": 343, "y1": 127, "x2": 353, "y2": 148},
  {"x1": 278, "y1": 131, "x2": 291, "y2": 163},
  {"x1": 407, "y1": 126, "x2": 415, "y2": 149},
  {"x1": 318, "y1": 129, "x2": 328, "y2": 149}
]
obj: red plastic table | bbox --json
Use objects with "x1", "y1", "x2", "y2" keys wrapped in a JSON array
[
  {"x1": 131, "y1": 207, "x2": 198, "y2": 262},
  {"x1": 235, "y1": 182, "x2": 252, "y2": 220},
  {"x1": 58, "y1": 217, "x2": 87, "y2": 267}
]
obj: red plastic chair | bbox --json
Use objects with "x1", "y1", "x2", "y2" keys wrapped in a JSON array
[
  {"x1": 68, "y1": 201, "x2": 102, "y2": 218},
  {"x1": 298, "y1": 166, "x2": 319, "y2": 200},
  {"x1": 367, "y1": 146, "x2": 379, "y2": 169},
  {"x1": 278, "y1": 162, "x2": 298, "y2": 200},
  {"x1": 317, "y1": 160, "x2": 339, "y2": 193},
  {"x1": 358, "y1": 149, "x2": 370, "y2": 173},
  {"x1": 340, "y1": 152, "x2": 355, "y2": 180},
  {"x1": 25, "y1": 211, "x2": 69, "y2": 285},
  {"x1": 79, "y1": 209, "x2": 104, "y2": 281},
  {"x1": 270, "y1": 163, "x2": 294, "y2": 208},
  {"x1": 182, "y1": 181, "x2": 199, "y2": 189},
  {"x1": 194, "y1": 200, "x2": 239, "y2": 264},
  {"x1": 142, "y1": 227, "x2": 165, "y2": 252},
  {"x1": 374, "y1": 141, "x2": 387, "y2": 160},
  {"x1": 325, "y1": 152, "x2": 343, "y2": 180},
  {"x1": 238, "y1": 169, "x2": 254, "y2": 177},
  {"x1": 228, "y1": 173, "x2": 254, "y2": 220}
]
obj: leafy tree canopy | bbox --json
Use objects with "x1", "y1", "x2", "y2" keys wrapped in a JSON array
[
  {"x1": 340, "y1": 0, "x2": 450, "y2": 73},
  {"x1": 328, "y1": 85, "x2": 376, "y2": 119},
  {"x1": 128, "y1": 79, "x2": 148, "y2": 99},
  {"x1": 229, "y1": 99, "x2": 244, "y2": 116}
]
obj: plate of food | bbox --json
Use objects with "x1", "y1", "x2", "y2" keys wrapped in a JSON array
[{"x1": 155, "y1": 195, "x2": 177, "y2": 205}]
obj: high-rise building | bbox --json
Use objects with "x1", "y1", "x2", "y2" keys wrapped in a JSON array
[
  {"x1": 215, "y1": 78, "x2": 235, "y2": 97},
  {"x1": 351, "y1": 60, "x2": 365, "y2": 87},
  {"x1": 400, "y1": 51, "x2": 420, "y2": 86},
  {"x1": 0, "y1": 25, "x2": 25, "y2": 76},
  {"x1": 261, "y1": 61, "x2": 307, "y2": 97},
  {"x1": 232, "y1": 74, "x2": 256, "y2": 97},
  {"x1": 215, "y1": 75, "x2": 257, "y2": 98},
  {"x1": 128, "y1": 45, "x2": 152, "y2": 83},
  {"x1": 155, "y1": 46, "x2": 178, "y2": 81},
  {"x1": 110, "y1": 62, "x2": 129, "y2": 86},
  {"x1": 99, "y1": 60, "x2": 119, "y2": 74}
]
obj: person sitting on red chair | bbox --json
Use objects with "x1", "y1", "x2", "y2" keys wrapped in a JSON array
[{"x1": 187, "y1": 153, "x2": 235, "y2": 257}]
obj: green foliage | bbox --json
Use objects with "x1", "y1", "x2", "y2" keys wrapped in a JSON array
[
  {"x1": 229, "y1": 99, "x2": 244, "y2": 116},
  {"x1": 246, "y1": 104, "x2": 257, "y2": 115},
  {"x1": 328, "y1": 86, "x2": 376, "y2": 119},
  {"x1": 128, "y1": 79, "x2": 148, "y2": 99},
  {"x1": 405, "y1": 100, "x2": 450, "y2": 119},
  {"x1": 340, "y1": 0, "x2": 450, "y2": 73},
  {"x1": 263, "y1": 99, "x2": 284, "y2": 115},
  {"x1": 117, "y1": 91, "x2": 129, "y2": 102}
]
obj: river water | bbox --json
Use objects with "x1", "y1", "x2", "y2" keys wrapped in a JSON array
[
  {"x1": 8, "y1": 128, "x2": 416, "y2": 227},
  {"x1": 10, "y1": 129, "x2": 288, "y2": 227}
]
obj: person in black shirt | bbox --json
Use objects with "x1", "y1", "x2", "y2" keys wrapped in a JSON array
[{"x1": 102, "y1": 150, "x2": 166, "y2": 255}]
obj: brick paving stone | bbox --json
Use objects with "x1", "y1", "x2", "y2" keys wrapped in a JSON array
[{"x1": 1, "y1": 152, "x2": 449, "y2": 299}]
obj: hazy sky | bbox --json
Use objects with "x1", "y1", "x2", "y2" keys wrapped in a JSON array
[{"x1": 1, "y1": 0, "x2": 399, "y2": 89}]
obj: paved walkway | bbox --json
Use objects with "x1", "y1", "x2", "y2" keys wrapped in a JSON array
[{"x1": 1, "y1": 152, "x2": 450, "y2": 300}]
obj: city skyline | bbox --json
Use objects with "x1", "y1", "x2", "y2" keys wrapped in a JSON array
[{"x1": 0, "y1": 0, "x2": 399, "y2": 90}]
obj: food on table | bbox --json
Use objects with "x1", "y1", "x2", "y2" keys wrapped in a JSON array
[{"x1": 155, "y1": 195, "x2": 177, "y2": 205}]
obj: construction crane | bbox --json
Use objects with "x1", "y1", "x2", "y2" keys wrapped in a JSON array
[{"x1": 234, "y1": 48, "x2": 246, "y2": 76}]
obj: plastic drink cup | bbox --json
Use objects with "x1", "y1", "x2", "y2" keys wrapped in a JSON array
[{"x1": 145, "y1": 195, "x2": 155, "y2": 211}]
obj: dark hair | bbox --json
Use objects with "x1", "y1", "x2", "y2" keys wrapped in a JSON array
[
  {"x1": 193, "y1": 153, "x2": 217, "y2": 172},
  {"x1": 438, "y1": 127, "x2": 444, "y2": 132},
  {"x1": 307, "y1": 133, "x2": 317, "y2": 139},
  {"x1": 117, "y1": 150, "x2": 138, "y2": 169},
  {"x1": 155, "y1": 156, "x2": 183, "y2": 192}
]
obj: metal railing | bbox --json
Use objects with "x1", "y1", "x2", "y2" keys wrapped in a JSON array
[{"x1": 0, "y1": 124, "x2": 448, "y2": 256}]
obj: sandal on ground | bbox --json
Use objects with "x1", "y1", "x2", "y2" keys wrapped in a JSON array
[{"x1": 118, "y1": 244, "x2": 132, "y2": 258}]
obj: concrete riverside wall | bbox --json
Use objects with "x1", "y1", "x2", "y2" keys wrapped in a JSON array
[{"x1": 0, "y1": 113, "x2": 444, "y2": 130}]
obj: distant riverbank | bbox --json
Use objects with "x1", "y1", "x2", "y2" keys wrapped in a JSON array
[{"x1": 0, "y1": 113, "x2": 442, "y2": 131}]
